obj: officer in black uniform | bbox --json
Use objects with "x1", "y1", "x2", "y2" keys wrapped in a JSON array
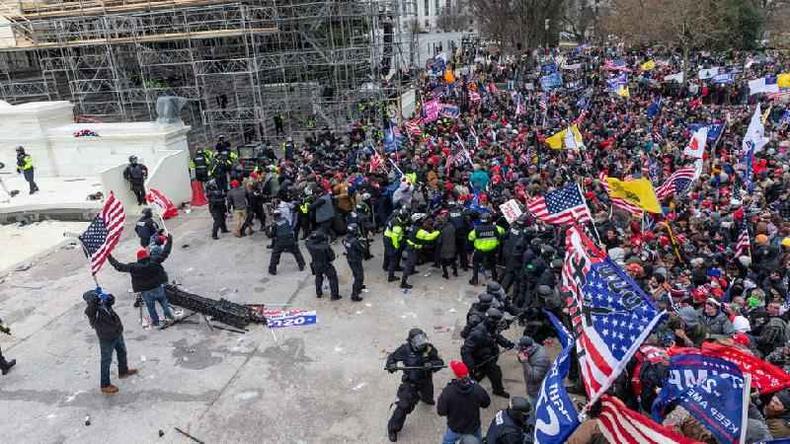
[
  {"x1": 500, "y1": 214, "x2": 529, "y2": 293},
  {"x1": 268, "y1": 209, "x2": 305, "y2": 275},
  {"x1": 348, "y1": 202, "x2": 374, "y2": 260},
  {"x1": 461, "y1": 308, "x2": 514, "y2": 398},
  {"x1": 385, "y1": 328, "x2": 445, "y2": 442},
  {"x1": 206, "y1": 180, "x2": 229, "y2": 239},
  {"x1": 448, "y1": 201, "x2": 471, "y2": 271},
  {"x1": 485, "y1": 397, "x2": 534, "y2": 444},
  {"x1": 192, "y1": 149, "x2": 211, "y2": 183},
  {"x1": 460, "y1": 292, "x2": 494, "y2": 338},
  {"x1": 342, "y1": 223, "x2": 365, "y2": 302},
  {"x1": 305, "y1": 230, "x2": 341, "y2": 300},
  {"x1": 123, "y1": 155, "x2": 148, "y2": 205}
]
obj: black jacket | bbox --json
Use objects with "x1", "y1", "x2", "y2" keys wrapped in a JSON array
[
  {"x1": 386, "y1": 342, "x2": 444, "y2": 384},
  {"x1": 108, "y1": 234, "x2": 173, "y2": 292},
  {"x1": 270, "y1": 219, "x2": 296, "y2": 247},
  {"x1": 342, "y1": 233, "x2": 365, "y2": 263},
  {"x1": 437, "y1": 378, "x2": 491, "y2": 434},
  {"x1": 83, "y1": 290, "x2": 123, "y2": 340},
  {"x1": 135, "y1": 215, "x2": 159, "y2": 247},
  {"x1": 461, "y1": 322, "x2": 514, "y2": 368},
  {"x1": 306, "y1": 236, "x2": 335, "y2": 270}
]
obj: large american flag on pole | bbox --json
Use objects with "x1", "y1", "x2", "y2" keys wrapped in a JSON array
[
  {"x1": 599, "y1": 172, "x2": 643, "y2": 216},
  {"x1": 655, "y1": 166, "x2": 696, "y2": 200},
  {"x1": 734, "y1": 225, "x2": 751, "y2": 258},
  {"x1": 526, "y1": 184, "x2": 592, "y2": 225},
  {"x1": 562, "y1": 226, "x2": 664, "y2": 406},
  {"x1": 597, "y1": 395, "x2": 702, "y2": 444},
  {"x1": 79, "y1": 192, "x2": 126, "y2": 274}
]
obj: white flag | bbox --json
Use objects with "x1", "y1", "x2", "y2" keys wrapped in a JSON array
[
  {"x1": 742, "y1": 103, "x2": 769, "y2": 154},
  {"x1": 683, "y1": 126, "x2": 708, "y2": 159}
]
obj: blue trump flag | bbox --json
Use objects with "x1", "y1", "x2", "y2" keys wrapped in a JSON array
[
  {"x1": 646, "y1": 97, "x2": 662, "y2": 119},
  {"x1": 533, "y1": 311, "x2": 580, "y2": 444},
  {"x1": 652, "y1": 353, "x2": 748, "y2": 444},
  {"x1": 689, "y1": 123, "x2": 724, "y2": 142}
]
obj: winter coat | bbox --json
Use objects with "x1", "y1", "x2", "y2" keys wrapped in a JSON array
[
  {"x1": 107, "y1": 234, "x2": 172, "y2": 292},
  {"x1": 310, "y1": 194, "x2": 335, "y2": 223},
  {"x1": 438, "y1": 222, "x2": 457, "y2": 259},
  {"x1": 83, "y1": 290, "x2": 123, "y2": 341},
  {"x1": 756, "y1": 316, "x2": 790, "y2": 356},
  {"x1": 226, "y1": 187, "x2": 248, "y2": 210},
  {"x1": 519, "y1": 344, "x2": 551, "y2": 398},
  {"x1": 385, "y1": 342, "x2": 444, "y2": 385},
  {"x1": 305, "y1": 235, "x2": 335, "y2": 272},
  {"x1": 392, "y1": 182, "x2": 413, "y2": 208},
  {"x1": 437, "y1": 378, "x2": 491, "y2": 434},
  {"x1": 699, "y1": 309, "x2": 735, "y2": 338}
]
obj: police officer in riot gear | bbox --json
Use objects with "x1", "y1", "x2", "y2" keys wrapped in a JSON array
[
  {"x1": 135, "y1": 207, "x2": 159, "y2": 247},
  {"x1": 342, "y1": 223, "x2": 365, "y2": 301},
  {"x1": 191, "y1": 148, "x2": 213, "y2": 183},
  {"x1": 448, "y1": 201, "x2": 471, "y2": 271},
  {"x1": 500, "y1": 214, "x2": 529, "y2": 293},
  {"x1": 305, "y1": 230, "x2": 341, "y2": 300},
  {"x1": 206, "y1": 179, "x2": 229, "y2": 239},
  {"x1": 400, "y1": 213, "x2": 440, "y2": 289},
  {"x1": 383, "y1": 208, "x2": 409, "y2": 282},
  {"x1": 268, "y1": 209, "x2": 305, "y2": 275},
  {"x1": 467, "y1": 213, "x2": 505, "y2": 286},
  {"x1": 123, "y1": 155, "x2": 148, "y2": 205},
  {"x1": 461, "y1": 308, "x2": 514, "y2": 398},
  {"x1": 485, "y1": 397, "x2": 534, "y2": 444},
  {"x1": 385, "y1": 328, "x2": 445, "y2": 442},
  {"x1": 461, "y1": 293, "x2": 494, "y2": 338}
]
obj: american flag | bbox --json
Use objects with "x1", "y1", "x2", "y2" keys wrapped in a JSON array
[
  {"x1": 563, "y1": 226, "x2": 664, "y2": 406},
  {"x1": 79, "y1": 192, "x2": 126, "y2": 274},
  {"x1": 404, "y1": 119, "x2": 422, "y2": 137},
  {"x1": 655, "y1": 166, "x2": 696, "y2": 200},
  {"x1": 526, "y1": 184, "x2": 592, "y2": 225},
  {"x1": 369, "y1": 152, "x2": 384, "y2": 173},
  {"x1": 597, "y1": 395, "x2": 700, "y2": 444},
  {"x1": 734, "y1": 225, "x2": 750, "y2": 258},
  {"x1": 539, "y1": 94, "x2": 548, "y2": 111},
  {"x1": 468, "y1": 89, "x2": 481, "y2": 104},
  {"x1": 651, "y1": 128, "x2": 664, "y2": 145},
  {"x1": 599, "y1": 172, "x2": 643, "y2": 216}
]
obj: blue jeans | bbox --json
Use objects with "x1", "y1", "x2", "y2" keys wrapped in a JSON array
[
  {"x1": 442, "y1": 428, "x2": 481, "y2": 444},
  {"x1": 141, "y1": 285, "x2": 173, "y2": 326},
  {"x1": 99, "y1": 335, "x2": 128, "y2": 387}
]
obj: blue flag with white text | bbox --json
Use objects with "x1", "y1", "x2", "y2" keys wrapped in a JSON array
[{"x1": 533, "y1": 311, "x2": 580, "y2": 444}]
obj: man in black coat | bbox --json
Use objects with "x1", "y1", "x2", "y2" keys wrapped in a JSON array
[
  {"x1": 268, "y1": 210, "x2": 305, "y2": 275},
  {"x1": 305, "y1": 230, "x2": 340, "y2": 300},
  {"x1": 385, "y1": 328, "x2": 444, "y2": 442},
  {"x1": 342, "y1": 223, "x2": 365, "y2": 301},
  {"x1": 0, "y1": 318, "x2": 15, "y2": 375},
  {"x1": 83, "y1": 289, "x2": 138, "y2": 394},
  {"x1": 461, "y1": 308, "x2": 514, "y2": 398},
  {"x1": 437, "y1": 360, "x2": 491, "y2": 443},
  {"x1": 135, "y1": 207, "x2": 159, "y2": 247},
  {"x1": 107, "y1": 233, "x2": 174, "y2": 327}
]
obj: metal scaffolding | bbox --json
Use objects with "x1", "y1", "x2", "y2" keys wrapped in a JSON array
[{"x1": 0, "y1": 0, "x2": 417, "y2": 147}]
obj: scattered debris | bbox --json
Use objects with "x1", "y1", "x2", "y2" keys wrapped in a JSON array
[
  {"x1": 14, "y1": 263, "x2": 31, "y2": 272},
  {"x1": 158, "y1": 430, "x2": 165, "y2": 438},
  {"x1": 351, "y1": 382, "x2": 367, "y2": 391},
  {"x1": 174, "y1": 427, "x2": 204, "y2": 444},
  {"x1": 84, "y1": 415, "x2": 91, "y2": 426},
  {"x1": 181, "y1": 244, "x2": 190, "y2": 249}
]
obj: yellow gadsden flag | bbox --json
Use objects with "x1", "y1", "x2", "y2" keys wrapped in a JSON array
[
  {"x1": 641, "y1": 60, "x2": 656, "y2": 71},
  {"x1": 605, "y1": 177, "x2": 662, "y2": 213},
  {"x1": 545, "y1": 124, "x2": 583, "y2": 150}
]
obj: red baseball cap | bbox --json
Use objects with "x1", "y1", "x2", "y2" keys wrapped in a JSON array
[{"x1": 450, "y1": 360, "x2": 468, "y2": 378}]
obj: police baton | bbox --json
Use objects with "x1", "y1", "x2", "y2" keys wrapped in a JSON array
[
  {"x1": 471, "y1": 347, "x2": 517, "y2": 370},
  {"x1": 385, "y1": 364, "x2": 447, "y2": 371}
]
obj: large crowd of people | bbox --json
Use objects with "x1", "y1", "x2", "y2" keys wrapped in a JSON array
[{"x1": 146, "y1": 43, "x2": 789, "y2": 442}]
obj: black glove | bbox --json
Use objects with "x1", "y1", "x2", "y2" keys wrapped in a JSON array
[
  {"x1": 386, "y1": 364, "x2": 397, "y2": 374},
  {"x1": 423, "y1": 362, "x2": 433, "y2": 369},
  {"x1": 505, "y1": 341, "x2": 516, "y2": 350}
]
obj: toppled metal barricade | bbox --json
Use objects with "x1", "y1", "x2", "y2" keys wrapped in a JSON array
[{"x1": 164, "y1": 284, "x2": 267, "y2": 329}]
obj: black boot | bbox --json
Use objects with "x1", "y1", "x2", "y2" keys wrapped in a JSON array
[
  {"x1": 388, "y1": 431, "x2": 397, "y2": 442},
  {"x1": 1, "y1": 358, "x2": 16, "y2": 375}
]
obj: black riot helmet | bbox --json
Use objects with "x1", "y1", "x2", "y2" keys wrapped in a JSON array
[
  {"x1": 407, "y1": 328, "x2": 429, "y2": 352},
  {"x1": 477, "y1": 292, "x2": 494, "y2": 307},
  {"x1": 141, "y1": 207, "x2": 153, "y2": 218},
  {"x1": 486, "y1": 281, "x2": 504, "y2": 298},
  {"x1": 479, "y1": 212, "x2": 492, "y2": 224},
  {"x1": 129, "y1": 155, "x2": 138, "y2": 164},
  {"x1": 537, "y1": 285, "x2": 553, "y2": 296},
  {"x1": 485, "y1": 308, "x2": 504, "y2": 327},
  {"x1": 509, "y1": 396, "x2": 532, "y2": 424}
]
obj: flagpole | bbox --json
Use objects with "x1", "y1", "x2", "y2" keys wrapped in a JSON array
[
  {"x1": 578, "y1": 183, "x2": 602, "y2": 244},
  {"x1": 77, "y1": 237, "x2": 101, "y2": 288}
]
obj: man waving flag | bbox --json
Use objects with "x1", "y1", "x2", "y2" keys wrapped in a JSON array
[
  {"x1": 562, "y1": 226, "x2": 664, "y2": 406},
  {"x1": 79, "y1": 192, "x2": 126, "y2": 275}
]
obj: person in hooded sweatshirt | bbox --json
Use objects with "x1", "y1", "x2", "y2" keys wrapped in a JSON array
[
  {"x1": 392, "y1": 177, "x2": 413, "y2": 209},
  {"x1": 437, "y1": 360, "x2": 491, "y2": 444},
  {"x1": 699, "y1": 297, "x2": 734, "y2": 338}
]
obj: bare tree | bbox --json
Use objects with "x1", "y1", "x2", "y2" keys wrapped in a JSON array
[{"x1": 469, "y1": 0, "x2": 567, "y2": 52}]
